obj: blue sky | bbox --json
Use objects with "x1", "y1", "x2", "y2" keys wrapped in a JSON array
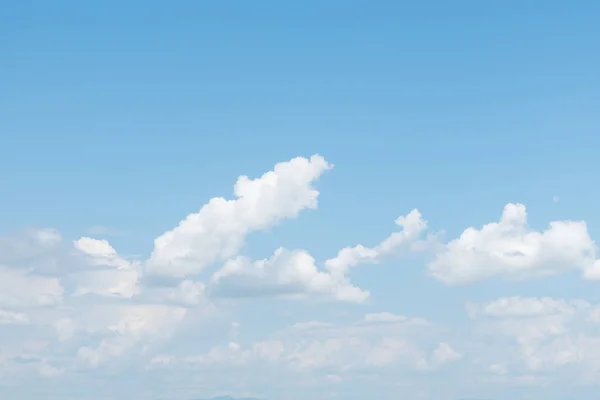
[{"x1": 2, "y1": 1, "x2": 600, "y2": 399}]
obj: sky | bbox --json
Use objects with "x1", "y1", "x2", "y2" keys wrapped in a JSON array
[{"x1": 2, "y1": 1, "x2": 600, "y2": 399}]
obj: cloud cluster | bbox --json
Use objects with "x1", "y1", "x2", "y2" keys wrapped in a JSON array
[
  {"x1": 0, "y1": 155, "x2": 347, "y2": 380},
  {"x1": 429, "y1": 203, "x2": 600, "y2": 284},
  {"x1": 146, "y1": 155, "x2": 333, "y2": 278},
  {"x1": 3, "y1": 154, "x2": 600, "y2": 398},
  {"x1": 149, "y1": 312, "x2": 460, "y2": 374},
  {"x1": 466, "y1": 296, "x2": 600, "y2": 384}
]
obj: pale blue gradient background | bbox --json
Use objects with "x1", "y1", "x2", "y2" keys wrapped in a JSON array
[{"x1": 2, "y1": 1, "x2": 600, "y2": 399}]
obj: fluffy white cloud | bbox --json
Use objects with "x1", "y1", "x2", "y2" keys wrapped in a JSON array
[
  {"x1": 72, "y1": 237, "x2": 140, "y2": 298},
  {"x1": 467, "y1": 296, "x2": 600, "y2": 381},
  {"x1": 211, "y1": 248, "x2": 369, "y2": 302},
  {"x1": 582, "y1": 260, "x2": 600, "y2": 280},
  {"x1": 6, "y1": 154, "x2": 600, "y2": 398},
  {"x1": 0, "y1": 229, "x2": 191, "y2": 376},
  {"x1": 0, "y1": 266, "x2": 64, "y2": 308},
  {"x1": 209, "y1": 208, "x2": 430, "y2": 303},
  {"x1": 73, "y1": 237, "x2": 133, "y2": 269},
  {"x1": 0, "y1": 155, "x2": 342, "y2": 383},
  {"x1": 428, "y1": 203, "x2": 599, "y2": 285},
  {"x1": 146, "y1": 155, "x2": 333, "y2": 278},
  {"x1": 324, "y1": 209, "x2": 429, "y2": 278}
]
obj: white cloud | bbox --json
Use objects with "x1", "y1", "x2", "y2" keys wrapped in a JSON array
[
  {"x1": 167, "y1": 279, "x2": 207, "y2": 306},
  {"x1": 431, "y1": 342, "x2": 462, "y2": 367},
  {"x1": 7, "y1": 154, "x2": 600, "y2": 398},
  {"x1": 0, "y1": 229, "x2": 71, "y2": 279},
  {"x1": 77, "y1": 304, "x2": 187, "y2": 368},
  {"x1": 0, "y1": 156, "x2": 344, "y2": 381},
  {"x1": 149, "y1": 339, "x2": 286, "y2": 369},
  {"x1": 150, "y1": 311, "x2": 436, "y2": 374},
  {"x1": 252, "y1": 340, "x2": 285, "y2": 363},
  {"x1": 72, "y1": 237, "x2": 140, "y2": 298},
  {"x1": 73, "y1": 268, "x2": 140, "y2": 298},
  {"x1": 468, "y1": 296, "x2": 589, "y2": 318},
  {"x1": 105, "y1": 305, "x2": 187, "y2": 338},
  {"x1": 157, "y1": 334, "x2": 432, "y2": 373},
  {"x1": 0, "y1": 309, "x2": 30, "y2": 325},
  {"x1": 146, "y1": 155, "x2": 333, "y2": 278},
  {"x1": 467, "y1": 296, "x2": 600, "y2": 381},
  {"x1": 364, "y1": 312, "x2": 409, "y2": 323},
  {"x1": 324, "y1": 209, "x2": 430, "y2": 278},
  {"x1": 0, "y1": 266, "x2": 64, "y2": 308},
  {"x1": 0, "y1": 228, "x2": 62, "y2": 263},
  {"x1": 428, "y1": 203, "x2": 599, "y2": 285},
  {"x1": 74, "y1": 237, "x2": 133, "y2": 269},
  {"x1": 77, "y1": 338, "x2": 132, "y2": 368},
  {"x1": 211, "y1": 248, "x2": 368, "y2": 303},
  {"x1": 209, "y1": 208, "x2": 431, "y2": 303}
]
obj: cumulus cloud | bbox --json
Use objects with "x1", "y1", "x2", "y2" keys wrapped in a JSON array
[
  {"x1": 0, "y1": 227, "x2": 184, "y2": 376},
  {"x1": 467, "y1": 296, "x2": 600, "y2": 380},
  {"x1": 209, "y1": 208, "x2": 430, "y2": 303},
  {"x1": 324, "y1": 209, "x2": 429, "y2": 278},
  {"x1": 0, "y1": 155, "x2": 341, "y2": 381},
  {"x1": 71, "y1": 237, "x2": 141, "y2": 298},
  {"x1": 210, "y1": 248, "x2": 369, "y2": 303},
  {"x1": 428, "y1": 203, "x2": 599, "y2": 285},
  {"x1": 145, "y1": 155, "x2": 333, "y2": 278},
  {"x1": 6, "y1": 153, "x2": 600, "y2": 397},
  {"x1": 74, "y1": 237, "x2": 133, "y2": 269}
]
